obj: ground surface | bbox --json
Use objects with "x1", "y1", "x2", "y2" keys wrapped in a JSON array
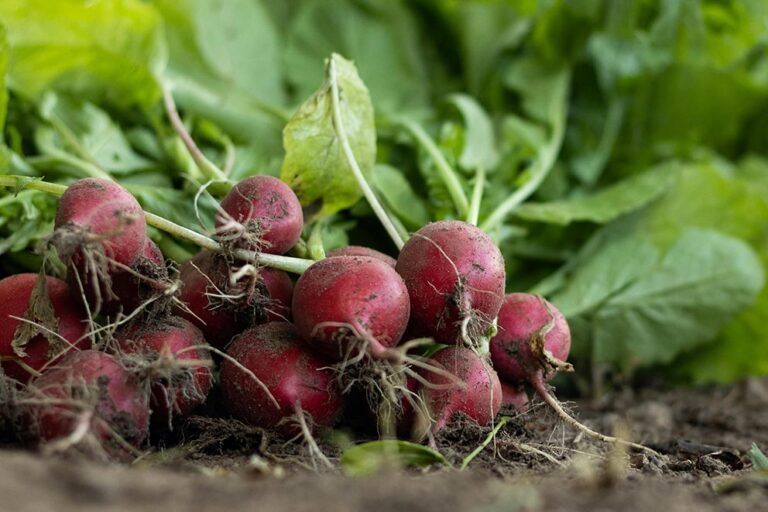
[{"x1": 1, "y1": 378, "x2": 767, "y2": 512}]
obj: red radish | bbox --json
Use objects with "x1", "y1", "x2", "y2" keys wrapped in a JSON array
[
  {"x1": 395, "y1": 220, "x2": 505, "y2": 347},
  {"x1": 20, "y1": 350, "x2": 149, "y2": 458},
  {"x1": 490, "y1": 293, "x2": 571, "y2": 384},
  {"x1": 217, "y1": 175, "x2": 303, "y2": 255},
  {"x1": 116, "y1": 317, "x2": 212, "y2": 423},
  {"x1": 220, "y1": 322, "x2": 344, "y2": 436},
  {"x1": 415, "y1": 346, "x2": 501, "y2": 437},
  {"x1": 292, "y1": 256, "x2": 410, "y2": 361},
  {"x1": 489, "y1": 293, "x2": 656, "y2": 454},
  {"x1": 0, "y1": 274, "x2": 89, "y2": 383},
  {"x1": 54, "y1": 178, "x2": 146, "y2": 267},
  {"x1": 71, "y1": 237, "x2": 169, "y2": 315},
  {"x1": 176, "y1": 250, "x2": 293, "y2": 348},
  {"x1": 500, "y1": 381, "x2": 529, "y2": 414},
  {"x1": 327, "y1": 246, "x2": 396, "y2": 268}
]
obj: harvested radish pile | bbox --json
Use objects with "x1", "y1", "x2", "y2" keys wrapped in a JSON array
[{"x1": 1, "y1": 3, "x2": 767, "y2": 511}]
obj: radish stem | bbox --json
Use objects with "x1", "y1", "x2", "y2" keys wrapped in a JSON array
[{"x1": 328, "y1": 55, "x2": 405, "y2": 250}]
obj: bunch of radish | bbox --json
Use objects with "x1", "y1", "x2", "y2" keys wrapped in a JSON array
[{"x1": 0, "y1": 173, "x2": 651, "y2": 462}]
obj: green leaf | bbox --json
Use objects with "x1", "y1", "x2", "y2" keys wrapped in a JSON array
[
  {"x1": 0, "y1": 0, "x2": 166, "y2": 108},
  {"x1": 0, "y1": 188, "x2": 56, "y2": 255},
  {"x1": 341, "y1": 440, "x2": 447, "y2": 476},
  {"x1": 554, "y1": 228, "x2": 765, "y2": 370},
  {"x1": 0, "y1": 24, "x2": 8, "y2": 135},
  {"x1": 156, "y1": 0, "x2": 286, "y2": 144},
  {"x1": 445, "y1": 94, "x2": 499, "y2": 172},
  {"x1": 280, "y1": 54, "x2": 376, "y2": 217},
  {"x1": 515, "y1": 165, "x2": 677, "y2": 225},
  {"x1": 749, "y1": 443, "x2": 768, "y2": 471},
  {"x1": 283, "y1": 0, "x2": 429, "y2": 114},
  {"x1": 37, "y1": 94, "x2": 152, "y2": 174},
  {"x1": 372, "y1": 164, "x2": 429, "y2": 230}
]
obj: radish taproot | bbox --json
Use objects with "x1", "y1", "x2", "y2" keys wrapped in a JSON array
[
  {"x1": 216, "y1": 175, "x2": 303, "y2": 255},
  {"x1": 20, "y1": 350, "x2": 149, "y2": 458},
  {"x1": 52, "y1": 178, "x2": 148, "y2": 313},
  {"x1": 177, "y1": 249, "x2": 293, "y2": 348},
  {"x1": 490, "y1": 293, "x2": 571, "y2": 385},
  {"x1": 395, "y1": 220, "x2": 505, "y2": 349},
  {"x1": 412, "y1": 346, "x2": 501, "y2": 438},
  {"x1": 0, "y1": 273, "x2": 90, "y2": 383},
  {"x1": 490, "y1": 293, "x2": 656, "y2": 454},
  {"x1": 116, "y1": 317, "x2": 212, "y2": 424},
  {"x1": 220, "y1": 322, "x2": 344, "y2": 436},
  {"x1": 292, "y1": 256, "x2": 410, "y2": 362}
]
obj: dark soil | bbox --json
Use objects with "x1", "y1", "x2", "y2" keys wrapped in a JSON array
[{"x1": 1, "y1": 378, "x2": 767, "y2": 512}]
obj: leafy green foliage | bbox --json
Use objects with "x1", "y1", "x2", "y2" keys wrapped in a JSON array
[
  {"x1": 341, "y1": 440, "x2": 446, "y2": 476},
  {"x1": 155, "y1": 0, "x2": 285, "y2": 145},
  {"x1": 0, "y1": 0, "x2": 166, "y2": 108},
  {"x1": 281, "y1": 54, "x2": 376, "y2": 217},
  {"x1": 515, "y1": 166, "x2": 676, "y2": 225}
]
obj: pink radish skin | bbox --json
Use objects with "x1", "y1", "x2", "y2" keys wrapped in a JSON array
[
  {"x1": 292, "y1": 256, "x2": 410, "y2": 362},
  {"x1": 220, "y1": 322, "x2": 344, "y2": 436},
  {"x1": 116, "y1": 317, "x2": 212, "y2": 423},
  {"x1": 500, "y1": 381, "x2": 529, "y2": 414},
  {"x1": 176, "y1": 250, "x2": 293, "y2": 348},
  {"x1": 54, "y1": 178, "x2": 147, "y2": 267},
  {"x1": 217, "y1": 176, "x2": 303, "y2": 255},
  {"x1": 395, "y1": 220, "x2": 505, "y2": 346},
  {"x1": 487, "y1": 294, "x2": 656, "y2": 454},
  {"x1": 327, "y1": 246, "x2": 396, "y2": 268},
  {"x1": 0, "y1": 274, "x2": 90, "y2": 383},
  {"x1": 22, "y1": 350, "x2": 149, "y2": 457},
  {"x1": 490, "y1": 293, "x2": 571, "y2": 384},
  {"x1": 418, "y1": 347, "x2": 501, "y2": 436}
]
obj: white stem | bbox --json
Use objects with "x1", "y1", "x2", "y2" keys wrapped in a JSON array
[{"x1": 328, "y1": 56, "x2": 405, "y2": 250}]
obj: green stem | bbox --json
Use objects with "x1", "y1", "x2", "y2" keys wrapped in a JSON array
[
  {"x1": 163, "y1": 86, "x2": 230, "y2": 184},
  {"x1": 0, "y1": 175, "x2": 313, "y2": 275},
  {"x1": 328, "y1": 55, "x2": 405, "y2": 250},
  {"x1": 466, "y1": 167, "x2": 486, "y2": 226},
  {"x1": 400, "y1": 120, "x2": 469, "y2": 217},
  {"x1": 480, "y1": 103, "x2": 568, "y2": 232},
  {"x1": 460, "y1": 416, "x2": 509, "y2": 469}
]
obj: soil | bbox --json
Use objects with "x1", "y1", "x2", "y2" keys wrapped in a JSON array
[{"x1": 1, "y1": 377, "x2": 767, "y2": 512}]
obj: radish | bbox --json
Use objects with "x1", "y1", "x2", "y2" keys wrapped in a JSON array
[
  {"x1": 500, "y1": 381, "x2": 529, "y2": 414},
  {"x1": 220, "y1": 322, "x2": 344, "y2": 436},
  {"x1": 413, "y1": 346, "x2": 501, "y2": 438},
  {"x1": 116, "y1": 317, "x2": 212, "y2": 424},
  {"x1": 395, "y1": 220, "x2": 505, "y2": 349},
  {"x1": 0, "y1": 274, "x2": 90, "y2": 383},
  {"x1": 490, "y1": 293, "x2": 571, "y2": 384},
  {"x1": 54, "y1": 178, "x2": 147, "y2": 266},
  {"x1": 291, "y1": 256, "x2": 409, "y2": 362},
  {"x1": 490, "y1": 293, "x2": 656, "y2": 454},
  {"x1": 71, "y1": 237, "x2": 169, "y2": 316},
  {"x1": 216, "y1": 175, "x2": 303, "y2": 255},
  {"x1": 176, "y1": 249, "x2": 293, "y2": 348},
  {"x1": 19, "y1": 350, "x2": 149, "y2": 459},
  {"x1": 327, "y1": 245, "x2": 396, "y2": 267},
  {"x1": 52, "y1": 178, "x2": 148, "y2": 313}
]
